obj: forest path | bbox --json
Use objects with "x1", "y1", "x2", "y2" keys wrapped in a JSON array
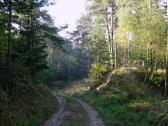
[
  {"x1": 44, "y1": 96, "x2": 105, "y2": 126},
  {"x1": 44, "y1": 96, "x2": 66, "y2": 126},
  {"x1": 76, "y1": 98, "x2": 105, "y2": 126}
]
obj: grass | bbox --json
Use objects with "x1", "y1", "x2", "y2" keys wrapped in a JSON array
[
  {"x1": 0, "y1": 63, "x2": 59, "y2": 126},
  {"x1": 49, "y1": 67, "x2": 168, "y2": 126},
  {"x1": 0, "y1": 83, "x2": 58, "y2": 126},
  {"x1": 60, "y1": 97, "x2": 88, "y2": 126},
  {"x1": 65, "y1": 68, "x2": 168, "y2": 126},
  {"x1": 89, "y1": 92, "x2": 153, "y2": 126},
  {"x1": 11, "y1": 85, "x2": 58, "y2": 126},
  {"x1": 52, "y1": 79, "x2": 93, "y2": 96}
]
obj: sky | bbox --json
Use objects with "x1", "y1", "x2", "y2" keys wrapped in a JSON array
[{"x1": 46, "y1": 0, "x2": 87, "y2": 37}]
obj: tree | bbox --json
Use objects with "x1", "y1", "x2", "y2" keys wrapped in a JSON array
[
  {"x1": 164, "y1": 0, "x2": 168, "y2": 97},
  {"x1": 0, "y1": 0, "x2": 63, "y2": 78}
]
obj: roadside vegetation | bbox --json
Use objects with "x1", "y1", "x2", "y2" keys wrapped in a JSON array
[
  {"x1": 0, "y1": 0, "x2": 62, "y2": 125},
  {"x1": 0, "y1": 65, "x2": 58, "y2": 126},
  {"x1": 60, "y1": 68, "x2": 168, "y2": 126},
  {"x1": 87, "y1": 68, "x2": 168, "y2": 126}
]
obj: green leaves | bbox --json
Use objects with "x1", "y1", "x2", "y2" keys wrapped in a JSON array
[
  {"x1": 90, "y1": 62, "x2": 107, "y2": 80},
  {"x1": 0, "y1": 0, "x2": 64, "y2": 77}
]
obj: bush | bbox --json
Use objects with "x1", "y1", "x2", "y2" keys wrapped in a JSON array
[
  {"x1": 149, "y1": 75, "x2": 165, "y2": 93},
  {"x1": 90, "y1": 62, "x2": 107, "y2": 81}
]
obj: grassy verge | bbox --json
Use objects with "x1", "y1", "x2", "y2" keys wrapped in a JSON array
[
  {"x1": 0, "y1": 63, "x2": 59, "y2": 126},
  {"x1": 14, "y1": 85, "x2": 58, "y2": 126},
  {"x1": 68, "y1": 68, "x2": 168, "y2": 126},
  {"x1": 0, "y1": 83, "x2": 58, "y2": 126}
]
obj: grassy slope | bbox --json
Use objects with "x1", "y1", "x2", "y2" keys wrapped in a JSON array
[
  {"x1": 88, "y1": 68, "x2": 168, "y2": 126},
  {"x1": 0, "y1": 67, "x2": 58, "y2": 126},
  {"x1": 65, "y1": 68, "x2": 168, "y2": 126},
  {"x1": 15, "y1": 85, "x2": 58, "y2": 126}
]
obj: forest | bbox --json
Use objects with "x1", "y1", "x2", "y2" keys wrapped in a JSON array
[{"x1": 0, "y1": 0, "x2": 168, "y2": 126}]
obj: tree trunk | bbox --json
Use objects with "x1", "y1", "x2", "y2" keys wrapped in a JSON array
[
  {"x1": 68, "y1": 55, "x2": 71, "y2": 81},
  {"x1": 7, "y1": 0, "x2": 12, "y2": 79},
  {"x1": 111, "y1": 1, "x2": 114, "y2": 69},
  {"x1": 114, "y1": 41, "x2": 117, "y2": 68},
  {"x1": 164, "y1": 1, "x2": 168, "y2": 97},
  {"x1": 164, "y1": 37, "x2": 168, "y2": 97},
  {"x1": 150, "y1": 42, "x2": 154, "y2": 79},
  {"x1": 127, "y1": 39, "x2": 130, "y2": 66},
  {"x1": 105, "y1": 7, "x2": 112, "y2": 68},
  {"x1": 145, "y1": 44, "x2": 149, "y2": 81}
]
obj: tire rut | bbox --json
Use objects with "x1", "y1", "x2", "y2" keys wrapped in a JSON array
[
  {"x1": 44, "y1": 97, "x2": 105, "y2": 126},
  {"x1": 76, "y1": 99, "x2": 105, "y2": 126},
  {"x1": 44, "y1": 96, "x2": 66, "y2": 126}
]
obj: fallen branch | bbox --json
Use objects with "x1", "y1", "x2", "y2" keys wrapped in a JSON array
[{"x1": 96, "y1": 71, "x2": 113, "y2": 91}]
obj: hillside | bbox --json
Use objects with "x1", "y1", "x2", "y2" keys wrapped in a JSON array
[
  {"x1": 58, "y1": 68, "x2": 168, "y2": 126},
  {"x1": 0, "y1": 65, "x2": 58, "y2": 126},
  {"x1": 88, "y1": 68, "x2": 168, "y2": 126}
]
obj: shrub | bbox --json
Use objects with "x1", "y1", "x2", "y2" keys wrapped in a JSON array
[{"x1": 90, "y1": 62, "x2": 107, "y2": 81}]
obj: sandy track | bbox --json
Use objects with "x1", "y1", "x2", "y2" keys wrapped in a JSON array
[
  {"x1": 44, "y1": 96, "x2": 66, "y2": 126},
  {"x1": 44, "y1": 97, "x2": 105, "y2": 126},
  {"x1": 76, "y1": 99, "x2": 105, "y2": 126}
]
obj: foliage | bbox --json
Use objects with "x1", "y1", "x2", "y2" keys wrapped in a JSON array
[
  {"x1": 74, "y1": 0, "x2": 168, "y2": 94},
  {"x1": 0, "y1": 0, "x2": 63, "y2": 77},
  {"x1": 90, "y1": 62, "x2": 107, "y2": 80},
  {"x1": 0, "y1": 1, "x2": 61, "y2": 126},
  {"x1": 47, "y1": 41, "x2": 90, "y2": 81},
  {"x1": 0, "y1": 66, "x2": 58, "y2": 126},
  {"x1": 77, "y1": 68, "x2": 167, "y2": 126}
]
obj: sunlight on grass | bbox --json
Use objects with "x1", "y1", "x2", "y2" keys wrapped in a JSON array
[
  {"x1": 112, "y1": 67, "x2": 138, "y2": 75},
  {"x1": 52, "y1": 67, "x2": 168, "y2": 126},
  {"x1": 63, "y1": 79, "x2": 92, "y2": 95},
  {"x1": 64, "y1": 86, "x2": 90, "y2": 95},
  {"x1": 155, "y1": 69, "x2": 166, "y2": 74},
  {"x1": 77, "y1": 68, "x2": 166, "y2": 126},
  {"x1": 52, "y1": 79, "x2": 93, "y2": 96},
  {"x1": 129, "y1": 100, "x2": 151, "y2": 111}
]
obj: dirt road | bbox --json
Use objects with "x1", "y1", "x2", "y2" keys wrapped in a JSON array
[{"x1": 44, "y1": 96, "x2": 105, "y2": 126}]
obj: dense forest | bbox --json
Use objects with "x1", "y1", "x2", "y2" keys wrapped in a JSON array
[{"x1": 0, "y1": 0, "x2": 168, "y2": 126}]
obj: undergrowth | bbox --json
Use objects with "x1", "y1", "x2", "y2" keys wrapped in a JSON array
[
  {"x1": 0, "y1": 64, "x2": 58, "y2": 126},
  {"x1": 73, "y1": 68, "x2": 168, "y2": 126}
]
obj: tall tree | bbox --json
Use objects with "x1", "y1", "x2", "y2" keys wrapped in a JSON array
[{"x1": 164, "y1": 0, "x2": 168, "y2": 97}]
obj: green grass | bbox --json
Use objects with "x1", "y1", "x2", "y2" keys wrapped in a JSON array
[
  {"x1": 90, "y1": 91, "x2": 153, "y2": 126},
  {"x1": 60, "y1": 97, "x2": 88, "y2": 126},
  {"x1": 16, "y1": 86, "x2": 58, "y2": 126},
  {"x1": 74, "y1": 68, "x2": 168, "y2": 126},
  {"x1": 52, "y1": 79, "x2": 93, "y2": 96},
  {"x1": 64, "y1": 97, "x2": 85, "y2": 113},
  {"x1": 0, "y1": 63, "x2": 58, "y2": 126},
  {"x1": 0, "y1": 85, "x2": 58, "y2": 126},
  {"x1": 50, "y1": 68, "x2": 168, "y2": 126}
]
